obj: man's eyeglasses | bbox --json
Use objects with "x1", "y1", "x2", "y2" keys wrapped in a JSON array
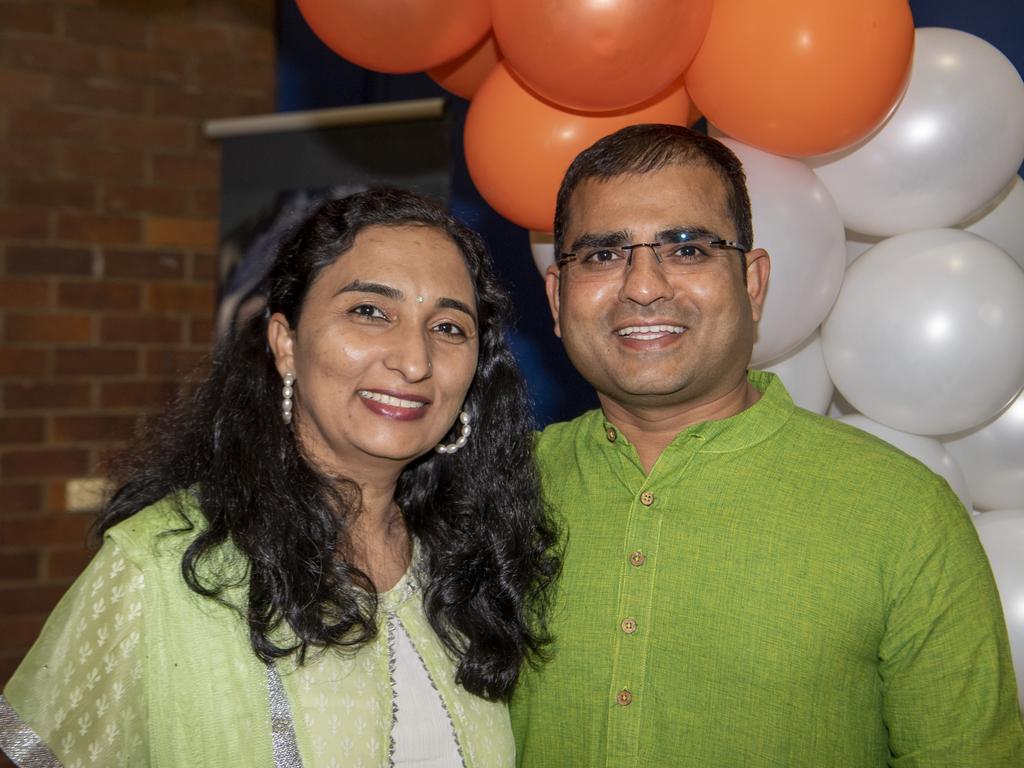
[{"x1": 556, "y1": 232, "x2": 749, "y2": 282}]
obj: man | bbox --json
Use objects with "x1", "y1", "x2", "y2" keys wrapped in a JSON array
[{"x1": 510, "y1": 124, "x2": 1024, "y2": 766}]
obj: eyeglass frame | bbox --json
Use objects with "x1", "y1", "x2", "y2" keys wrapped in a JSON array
[{"x1": 555, "y1": 231, "x2": 750, "y2": 272}]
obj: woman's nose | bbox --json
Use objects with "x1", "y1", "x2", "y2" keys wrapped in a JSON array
[{"x1": 383, "y1": 331, "x2": 432, "y2": 382}]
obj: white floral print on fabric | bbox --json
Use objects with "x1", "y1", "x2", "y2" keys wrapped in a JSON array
[
  {"x1": 4, "y1": 541, "x2": 148, "y2": 767},
  {"x1": 4, "y1": 521, "x2": 516, "y2": 767}
]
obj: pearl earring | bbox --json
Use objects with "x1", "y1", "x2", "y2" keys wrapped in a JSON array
[
  {"x1": 281, "y1": 372, "x2": 295, "y2": 424},
  {"x1": 436, "y1": 411, "x2": 471, "y2": 454}
]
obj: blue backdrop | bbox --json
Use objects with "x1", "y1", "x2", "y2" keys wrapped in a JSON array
[{"x1": 275, "y1": 0, "x2": 1024, "y2": 427}]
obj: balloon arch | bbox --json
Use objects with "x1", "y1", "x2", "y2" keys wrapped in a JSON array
[{"x1": 294, "y1": 0, "x2": 1024, "y2": 709}]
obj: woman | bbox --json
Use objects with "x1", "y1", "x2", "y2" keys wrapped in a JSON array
[{"x1": 0, "y1": 189, "x2": 558, "y2": 767}]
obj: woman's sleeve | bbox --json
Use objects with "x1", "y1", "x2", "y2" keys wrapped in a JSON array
[{"x1": 0, "y1": 538, "x2": 149, "y2": 768}]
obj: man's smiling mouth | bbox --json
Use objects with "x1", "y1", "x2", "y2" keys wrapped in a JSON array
[{"x1": 615, "y1": 324, "x2": 686, "y2": 340}]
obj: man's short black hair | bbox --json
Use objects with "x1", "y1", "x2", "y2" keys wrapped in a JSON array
[{"x1": 554, "y1": 124, "x2": 754, "y2": 261}]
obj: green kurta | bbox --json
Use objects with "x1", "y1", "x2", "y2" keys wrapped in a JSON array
[
  {"x1": 511, "y1": 372, "x2": 1024, "y2": 767},
  {"x1": 1, "y1": 495, "x2": 513, "y2": 767}
]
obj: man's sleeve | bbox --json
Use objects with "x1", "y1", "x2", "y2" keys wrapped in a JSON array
[{"x1": 879, "y1": 477, "x2": 1024, "y2": 766}]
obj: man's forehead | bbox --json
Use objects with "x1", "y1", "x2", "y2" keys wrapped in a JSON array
[
  {"x1": 565, "y1": 163, "x2": 732, "y2": 233},
  {"x1": 574, "y1": 161, "x2": 724, "y2": 196}
]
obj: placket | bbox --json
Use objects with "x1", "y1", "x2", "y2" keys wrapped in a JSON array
[{"x1": 603, "y1": 439, "x2": 701, "y2": 764}]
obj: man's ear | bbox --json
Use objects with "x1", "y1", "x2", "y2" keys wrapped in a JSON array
[
  {"x1": 745, "y1": 249, "x2": 770, "y2": 323},
  {"x1": 544, "y1": 265, "x2": 562, "y2": 338},
  {"x1": 267, "y1": 312, "x2": 296, "y2": 375}
]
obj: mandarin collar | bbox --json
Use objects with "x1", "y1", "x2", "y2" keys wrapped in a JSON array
[{"x1": 599, "y1": 371, "x2": 794, "y2": 457}]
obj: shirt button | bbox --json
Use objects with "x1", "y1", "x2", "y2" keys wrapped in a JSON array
[
  {"x1": 640, "y1": 490, "x2": 655, "y2": 507},
  {"x1": 605, "y1": 427, "x2": 617, "y2": 442},
  {"x1": 629, "y1": 550, "x2": 646, "y2": 567},
  {"x1": 616, "y1": 689, "x2": 633, "y2": 707},
  {"x1": 620, "y1": 617, "x2": 637, "y2": 634}
]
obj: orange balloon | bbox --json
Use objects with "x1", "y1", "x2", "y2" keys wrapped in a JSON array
[
  {"x1": 685, "y1": 0, "x2": 914, "y2": 157},
  {"x1": 492, "y1": 0, "x2": 712, "y2": 112},
  {"x1": 295, "y1": 0, "x2": 490, "y2": 74},
  {"x1": 428, "y1": 33, "x2": 501, "y2": 100},
  {"x1": 465, "y1": 63, "x2": 691, "y2": 232}
]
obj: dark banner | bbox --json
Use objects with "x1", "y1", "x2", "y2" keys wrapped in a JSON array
[{"x1": 208, "y1": 100, "x2": 451, "y2": 334}]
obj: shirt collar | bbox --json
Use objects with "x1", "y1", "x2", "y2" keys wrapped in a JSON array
[{"x1": 599, "y1": 371, "x2": 794, "y2": 456}]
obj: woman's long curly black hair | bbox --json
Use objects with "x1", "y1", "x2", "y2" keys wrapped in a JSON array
[{"x1": 98, "y1": 188, "x2": 559, "y2": 700}]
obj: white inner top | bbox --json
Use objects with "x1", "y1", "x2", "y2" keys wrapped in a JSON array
[{"x1": 392, "y1": 619, "x2": 463, "y2": 766}]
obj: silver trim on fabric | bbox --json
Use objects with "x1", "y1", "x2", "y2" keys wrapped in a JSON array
[
  {"x1": 386, "y1": 615, "x2": 399, "y2": 768},
  {"x1": 266, "y1": 664, "x2": 304, "y2": 768},
  {"x1": 0, "y1": 695, "x2": 63, "y2": 768}
]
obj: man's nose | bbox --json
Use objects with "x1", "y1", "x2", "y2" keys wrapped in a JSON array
[{"x1": 619, "y1": 245, "x2": 674, "y2": 305}]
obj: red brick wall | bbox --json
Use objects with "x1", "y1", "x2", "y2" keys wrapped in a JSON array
[{"x1": 0, "y1": 0, "x2": 275, "y2": 696}]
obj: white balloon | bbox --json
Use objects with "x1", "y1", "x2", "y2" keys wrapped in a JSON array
[
  {"x1": 845, "y1": 230, "x2": 883, "y2": 267},
  {"x1": 839, "y1": 414, "x2": 972, "y2": 511},
  {"x1": 809, "y1": 28, "x2": 1024, "y2": 236},
  {"x1": 961, "y1": 175, "x2": 1024, "y2": 271},
  {"x1": 820, "y1": 228, "x2": 1024, "y2": 435},
  {"x1": 973, "y1": 509, "x2": 1024, "y2": 712},
  {"x1": 827, "y1": 390, "x2": 858, "y2": 419},
  {"x1": 529, "y1": 230, "x2": 555, "y2": 276},
  {"x1": 720, "y1": 139, "x2": 847, "y2": 365},
  {"x1": 754, "y1": 332, "x2": 833, "y2": 414},
  {"x1": 706, "y1": 122, "x2": 727, "y2": 141},
  {"x1": 944, "y1": 389, "x2": 1024, "y2": 511}
]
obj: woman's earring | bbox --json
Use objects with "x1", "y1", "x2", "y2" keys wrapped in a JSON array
[
  {"x1": 281, "y1": 372, "x2": 295, "y2": 424},
  {"x1": 436, "y1": 411, "x2": 471, "y2": 454}
]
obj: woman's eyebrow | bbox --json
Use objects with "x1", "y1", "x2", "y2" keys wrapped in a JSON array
[
  {"x1": 337, "y1": 281, "x2": 477, "y2": 324},
  {"x1": 335, "y1": 280, "x2": 402, "y2": 300},
  {"x1": 437, "y1": 297, "x2": 477, "y2": 323}
]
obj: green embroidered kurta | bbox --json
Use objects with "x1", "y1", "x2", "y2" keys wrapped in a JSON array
[
  {"x1": 511, "y1": 372, "x2": 1024, "y2": 767},
  {"x1": 1, "y1": 496, "x2": 514, "y2": 767}
]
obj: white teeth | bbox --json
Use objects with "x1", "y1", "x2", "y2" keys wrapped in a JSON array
[
  {"x1": 358, "y1": 391, "x2": 426, "y2": 409},
  {"x1": 616, "y1": 324, "x2": 685, "y2": 339}
]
